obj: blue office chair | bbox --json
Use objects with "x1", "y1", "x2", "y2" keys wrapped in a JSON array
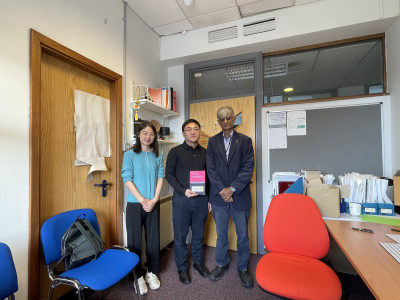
[
  {"x1": 0, "y1": 242, "x2": 18, "y2": 300},
  {"x1": 40, "y1": 208, "x2": 140, "y2": 300}
]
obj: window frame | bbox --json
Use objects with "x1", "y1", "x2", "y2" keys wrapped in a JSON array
[{"x1": 262, "y1": 33, "x2": 387, "y2": 107}]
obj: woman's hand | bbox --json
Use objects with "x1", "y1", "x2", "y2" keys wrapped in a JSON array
[{"x1": 143, "y1": 199, "x2": 156, "y2": 212}]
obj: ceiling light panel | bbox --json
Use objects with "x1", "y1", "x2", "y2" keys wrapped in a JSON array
[
  {"x1": 240, "y1": 0, "x2": 294, "y2": 17},
  {"x1": 126, "y1": 0, "x2": 186, "y2": 27},
  {"x1": 266, "y1": 51, "x2": 318, "y2": 73},
  {"x1": 177, "y1": 0, "x2": 237, "y2": 18},
  {"x1": 190, "y1": 7, "x2": 240, "y2": 29}
]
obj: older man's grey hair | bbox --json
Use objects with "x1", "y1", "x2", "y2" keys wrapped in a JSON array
[{"x1": 217, "y1": 106, "x2": 234, "y2": 120}]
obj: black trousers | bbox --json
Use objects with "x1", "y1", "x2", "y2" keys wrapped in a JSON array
[
  {"x1": 126, "y1": 202, "x2": 160, "y2": 277},
  {"x1": 172, "y1": 193, "x2": 209, "y2": 271}
]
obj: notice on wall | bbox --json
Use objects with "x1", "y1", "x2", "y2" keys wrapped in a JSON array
[
  {"x1": 269, "y1": 127, "x2": 287, "y2": 149},
  {"x1": 287, "y1": 110, "x2": 306, "y2": 136},
  {"x1": 268, "y1": 111, "x2": 286, "y2": 126},
  {"x1": 268, "y1": 111, "x2": 288, "y2": 149}
]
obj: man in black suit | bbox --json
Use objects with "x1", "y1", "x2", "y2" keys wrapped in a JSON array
[{"x1": 206, "y1": 106, "x2": 254, "y2": 289}]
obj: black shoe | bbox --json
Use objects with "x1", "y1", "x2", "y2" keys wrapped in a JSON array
[
  {"x1": 238, "y1": 269, "x2": 254, "y2": 289},
  {"x1": 193, "y1": 262, "x2": 210, "y2": 278},
  {"x1": 209, "y1": 265, "x2": 229, "y2": 282},
  {"x1": 178, "y1": 270, "x2": 191, "y2": 284}
]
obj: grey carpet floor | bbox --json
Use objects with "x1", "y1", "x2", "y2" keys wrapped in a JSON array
[
  {"x1": 86, "y1": 244, "x2": 275, "y2": 300},
  {"x1": 59, "y1": 244, "x2": 375, "y2": 300}
]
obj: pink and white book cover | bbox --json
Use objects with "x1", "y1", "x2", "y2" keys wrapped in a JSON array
[{"x1": 190, "y1": 170, "x2": 206, "y2": 195}]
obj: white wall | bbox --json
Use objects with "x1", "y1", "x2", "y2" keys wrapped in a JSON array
[
  {"x1": 125, "y1": 6, "x2": 168, "y2": 92},
  {"x1": 0, "y1": 1, "x2": 167, "y2": 299},
  {"x1": 124, "y1": 5, "x2": 169, "y2": 146},
  {"x1": 167, "y1": 65, "x2": 186, "y2": 143},
  {"x1": 386, "y1": 16, "x2": 400, "y2": 175}
]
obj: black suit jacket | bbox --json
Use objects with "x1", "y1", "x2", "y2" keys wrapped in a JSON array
[{"x1": 206, "y1": 131, "x2": 254, "y2": 211}]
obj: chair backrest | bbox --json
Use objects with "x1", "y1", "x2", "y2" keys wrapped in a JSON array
[
  {"x1": 264, "y1": 193, "x2": 329, "y2": 259},
  {"x1": 40, "y1": 208, "x2": 101, "y2": 265},
  {"x1": 0, "y1": 242, "x2": 18, "y2": 299}
]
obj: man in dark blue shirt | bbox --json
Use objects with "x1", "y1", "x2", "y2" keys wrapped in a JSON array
[{"x1": 166, "y1": 119, "x2": 211, "y2": 285}]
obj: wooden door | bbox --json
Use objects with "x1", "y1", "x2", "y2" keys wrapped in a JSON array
[
  {"x1": 29, "y1": 30, "x2": 123, "y2": 299},
  {"x1": 190, "y1": 96, "x2": 257, "y2": 254}
]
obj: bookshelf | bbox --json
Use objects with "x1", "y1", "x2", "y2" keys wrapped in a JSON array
[
  {"x1": 138, "y1": 99, "x2": 178, "y2": 117},
  {"x1": 130, "y1": 99, "x2": 179, "y2": 146}
]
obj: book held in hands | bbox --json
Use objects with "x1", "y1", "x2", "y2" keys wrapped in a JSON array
[{"x1": 190, "y1": 170, "x2": 206, "y2": 195}]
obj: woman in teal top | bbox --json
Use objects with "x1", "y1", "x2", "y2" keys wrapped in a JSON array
[{"x1": 121, "y1": 121, "x2": 164, "y2": 295}]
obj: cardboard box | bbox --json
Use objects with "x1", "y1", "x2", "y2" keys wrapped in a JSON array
[
  {"x1": 394, "y1": 170, "x2": 400, "y2": 206},
  {"x1": 306, "y1": 183, "x2": 350, "y2": 218},
  {"x1": 304, "y1": 170, "x2": 322, "y2": 183}
]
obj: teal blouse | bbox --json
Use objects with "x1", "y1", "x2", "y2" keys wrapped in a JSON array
[{"x1": 121, "y1": 149, "x2": 164, "y2": 203}]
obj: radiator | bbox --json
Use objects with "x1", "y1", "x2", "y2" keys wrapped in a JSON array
[
  {"x1": 160, "y1": 196, "x2": 173, "y2": 249},
  {"x1": 123, "y1": 195, "x2": 174, "y2": 251}
]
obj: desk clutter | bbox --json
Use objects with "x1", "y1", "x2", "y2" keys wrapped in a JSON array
[{"x1": 272, "y1": 170, "x2": 396, "y2": 219}]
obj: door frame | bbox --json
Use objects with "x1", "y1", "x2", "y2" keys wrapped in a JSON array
[
  {"x1": 184, "y1": 52, "x2": 265, "y2": 253},
  {"x1": 29, "y1": 29, "x2": 123, "y2": 300}
]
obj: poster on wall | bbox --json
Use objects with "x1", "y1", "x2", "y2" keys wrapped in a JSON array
[
  {"x1": 287, "y1": 110, "x2": 306, "y2": 136},
  {"x1": 268, "y1": 111, "x2": 287, "y2": 149}
]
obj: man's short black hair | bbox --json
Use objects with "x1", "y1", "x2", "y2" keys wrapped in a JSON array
[{"x1": 182, "y1": 119, "x2": 201, "y2": 132}]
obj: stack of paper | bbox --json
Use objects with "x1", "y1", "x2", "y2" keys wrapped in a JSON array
[{"x1": 338, "y1": 172, "x2": 392, "y2": 204}]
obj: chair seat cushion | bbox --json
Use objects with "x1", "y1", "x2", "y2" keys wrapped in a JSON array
[
  {"x1": 256, "y1": 252, "x2": 342, "y2": 300},
  {"x1": 60, "y1": 249, "x2": 139, "y2": 291}
]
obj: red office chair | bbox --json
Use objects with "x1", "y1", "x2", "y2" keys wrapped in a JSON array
[{"x1": 256, "y1": 194, "x2": 342, "y2": 300}]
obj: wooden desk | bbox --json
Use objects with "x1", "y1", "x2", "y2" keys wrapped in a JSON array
[{"x1": 325, "y1": 219, "x2": 400, "y2": 300}]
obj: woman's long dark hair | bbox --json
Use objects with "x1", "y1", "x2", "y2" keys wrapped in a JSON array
[{"x1": 133, "y1": 120, "x2": 159, "y2": 157}]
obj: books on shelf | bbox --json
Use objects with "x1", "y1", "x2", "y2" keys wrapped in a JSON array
[
  {"x1": 161, "y1": 87, "x2": 169, "y2": 109},
  {"x1": 172, "y1": 90, "x2": 176, "y2": 112},
  {"x1": 147, "y1": 86, "x2": 176, "y2": 111},
  {"x1": 148, "y1": 87, "x2": 162, "y2": 106}
]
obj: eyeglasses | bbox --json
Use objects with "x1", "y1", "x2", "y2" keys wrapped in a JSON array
[
  {"x1": 184, "y1": 127, "x2": 200, "y2": 132},
  {"x1": 218, "y1": 117, "x2": 233, "y2": 122},
  {"x1": 140, "y1": 131, "x2": 155, "y2": 137}
]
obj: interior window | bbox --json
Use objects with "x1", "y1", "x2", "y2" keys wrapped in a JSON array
[
  {"x1": 190, "y1": 62, "x2": 255, "y2": 101},
  {"x1": 263, "y1": 37, "x2": 384, "y2": 104}
]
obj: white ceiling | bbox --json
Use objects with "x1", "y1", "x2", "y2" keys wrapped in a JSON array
[{"x1": 125, "y1": 0, "x2": 318, "y2": 36}]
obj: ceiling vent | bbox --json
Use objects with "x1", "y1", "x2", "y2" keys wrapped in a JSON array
[
  {"x1": 243, "y1": 18, "x2": 276, "y2": 36},
  {"x1": 208, "y1": 26, "x2": 238, "y2": 43}
]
